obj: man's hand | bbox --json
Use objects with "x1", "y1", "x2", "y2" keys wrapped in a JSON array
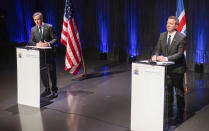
[
  {"x1": 36, "y1": 41, "x2": 49, "y2": 47},
  {"x1": 157, "y1": 56, "x2": 166, "y2": 62},
  {"x1": 151, "y1": 55, "x2": 157, "y2": 62},
  {"x1": 36, "y1": 41, "x2": 43, "y2": 47},
  {"x1": 42, "y1": 40, "x2": 49, "y2": 47}
]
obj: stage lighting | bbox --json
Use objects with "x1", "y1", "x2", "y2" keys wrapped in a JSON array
[{"x1": 129, "y1": 55, "x2": 136, "y2": 63}]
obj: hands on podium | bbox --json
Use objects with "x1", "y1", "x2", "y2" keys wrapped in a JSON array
[
  {"x1": 151, "y1": 55, "x2": 167, "y2": 62},
  {"x1": 36, "y1": 40, "x2": 50, "y2": 47}
]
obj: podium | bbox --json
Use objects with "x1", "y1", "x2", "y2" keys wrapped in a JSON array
[
  {"x1": 131, "y1": 61, "x2": 174, "y2": 131},
  {"x1": 16, "y1": 46, "x2": 52, "y2": 108},
  {"x1": 17, "y1": 47, "x2": 40, "y2": 108}
]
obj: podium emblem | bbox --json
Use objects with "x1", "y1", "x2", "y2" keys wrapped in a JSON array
[
  {"x1": 134, "y1": 68, "x2": 139, "y2": 75},
  {"x1": 18, "y1": 53, "x2": 22, "y2": 58}
]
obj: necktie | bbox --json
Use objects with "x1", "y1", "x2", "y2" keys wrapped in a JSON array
[
  {"x1": 168, "y1": 35, "x2": 171, "y2": 48},
  {"x1": 39, "y1": 27, "x2": 43, "y2": 42}
]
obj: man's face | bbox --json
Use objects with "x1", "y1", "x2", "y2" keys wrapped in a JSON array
[
  {"x1": 33, "y1": 15, "x2": 43, "y2": 27},
  {"x1": 166, "y1": 19, "x2": 177, "y2": 33}
]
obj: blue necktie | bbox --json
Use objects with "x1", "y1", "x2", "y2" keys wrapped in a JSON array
[
  {"x1": 39, "y1": 27, "x2": 43, "y2": 42},
  {"x1": 168, "y1": 35, "x2": 171, "y2": 48}
]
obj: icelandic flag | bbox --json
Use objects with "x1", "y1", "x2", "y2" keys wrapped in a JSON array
[{"x1": 176, "y1": 0, "x2": 186, "y2": 56}]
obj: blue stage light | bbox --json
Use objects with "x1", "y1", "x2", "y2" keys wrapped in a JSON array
[
  {"x1": 129, "y1": 55, "x2": 136, "y2": 63},
  {"x1": 194, "y1": 19, "x2": 207, "y2": 64},
  {"x1": 129, "y1": 27, "x2": 138, "y2": 56},
  {"x1": 103, "y1": 66, "x2": 108, "y2": 76},
  {"x1": 125, "y1": 0, "x2": 139, "y2": 57},
  {"x1": 98, "y1": 15, "x2": 109, "y2": 53},
  {"x1": 97, "y1": 1, "x2": 110, "y2": 53},
  {"x1": 13, "y1": 0, "x2": 26, "y2": 43}
]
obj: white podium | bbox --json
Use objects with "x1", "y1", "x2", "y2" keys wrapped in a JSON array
[
  {"x1": 131, "y1": 61, "x2": 173, "y2": 131},
  {"x1": 16, "y1": 47, "x2": 41, "y2": 108}
]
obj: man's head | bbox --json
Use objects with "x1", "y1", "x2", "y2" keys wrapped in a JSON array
[
  {"x1": 166, "y1": 16, "x2": 179, "y2": 33},
  {"x1": 33, "y1": 12, "x2": 43, "y2": 27}
]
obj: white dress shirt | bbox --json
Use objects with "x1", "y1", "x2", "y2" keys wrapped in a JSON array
[
  {"x1": 167, "y1": 31, "x2": 176, "y2": 46},
  {"x1": 38, "y1": 23, "x2": 44, "y2": 33}
]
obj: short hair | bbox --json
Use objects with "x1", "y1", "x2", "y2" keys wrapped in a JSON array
[
  {"x1": 168, "y1": 16, "x2": 179, "y2": 25},
  {"x1": 33, "y1": 12, "x2": 43, "y2": 20}
]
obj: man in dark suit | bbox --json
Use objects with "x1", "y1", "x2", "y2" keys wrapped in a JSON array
[
  {"x1": 30, "y1": 12, "x2": 58, "y2": 98},
  {"x1": 152, "y1": 16, "x2": 186, "y2": 125}
]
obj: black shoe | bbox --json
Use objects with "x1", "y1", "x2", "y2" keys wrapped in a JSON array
[
  {"x1": 168, "y1": 117, "x2": 183, "y2": 126},
  {"x1": 41, "y1": 90, "x2": 51, "y2": 97},
  {"x1": 174, "y1": 117, "x2": 184, "y2": 125},
  {"x1": 49, "y1": 91, "x2": 58, "y2": 99},
  {"x1": 167, "y1": 116, "x2": 175, "y2": 125}
]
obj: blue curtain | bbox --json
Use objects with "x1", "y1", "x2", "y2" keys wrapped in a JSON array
[
  {"x1": 96, "y1": 0, "x2": 110, "y2": 53},
  {"x1": 183, "y1": 0, "x2": 209, "y2": 64},
  {"x1": 124, "y1": 0, "x2": 140, "y2": 56},
  {"x1": 1, "y1": 0, "x2": 209, "y2": 65}
]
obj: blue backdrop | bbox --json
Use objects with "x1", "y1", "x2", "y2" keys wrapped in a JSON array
[{"x1": 0, "y1": 0, "x2": 209, "y2": 64}]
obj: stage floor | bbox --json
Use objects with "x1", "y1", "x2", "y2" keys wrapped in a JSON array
[{"x1": 0, "y1": 52, "x2": 209, "y2": 131}]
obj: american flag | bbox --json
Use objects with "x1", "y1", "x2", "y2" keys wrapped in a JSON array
[
  {"x1": 61, "y1": 0, "x2": 82, "y2": 75},
  {"x1": 176, "y1": 0, "x2": 186, "y2": 55}
]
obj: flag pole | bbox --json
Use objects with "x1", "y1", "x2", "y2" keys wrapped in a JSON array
[
  {"x1": 73, "y1": 51, "x2": 87, "y2": 79},
  {"x1": 184, "y1": 72, "x2": 188, "y2": 94},
  {"x1": 81, "y1": 54, "x2": 87, "y2": 76}
]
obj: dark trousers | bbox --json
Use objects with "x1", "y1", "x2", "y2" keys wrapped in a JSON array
[
  {"x1": 166, "y1": 73, "x2": 185, "y2": 120},
  {"x1": 40, "y1": 49, "x2": 58, "y2": 92}
]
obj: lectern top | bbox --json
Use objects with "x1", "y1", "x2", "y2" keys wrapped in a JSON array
[
  {"x1": 134, "y1": 60, "x2": 175, "y2": 66},
  {"x1": 17, "y1": 46, "x2": 52, "y2": 50}
]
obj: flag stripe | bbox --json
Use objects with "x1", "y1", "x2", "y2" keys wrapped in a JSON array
[
  {"x1": 177, "y1": 15, "x2": 186, "y2": 32},
  {"x1": 65, "y1": 47, "x2": 74, "y2": 67},
  {"x1": 176, "y1": 0, "x2": 186, "y2": 35},
  {"x1": 62, "y1": 31, "x2": 78, "y2": 66},
  {"x1": 72, "y1": 18, "x2": 81, "y2": 46},
  {"x1": 178, "y1": 10, "x2": 185, "y2": 22},
  {"x1": 66, "y1": 21, "x2": 80, "y2": 63},
  {"x1": 68, "y1": 20, "x2": 81, "y2": 59},
  {"x1": 63, "y1": 18, "x2": 68, "y2": 28},
  {"x1": 72, "y1": 19, "x2": 83, "y2": 57},
  {"x1": 182, "y1": 25, "x2": 186, "y2": 33},
  {"x1": 177, "y1": 0, "x2": 186, "y2": 56},
  {"x1": 72, "y1": 62, "x2": 81, "y2": 75},
  {"x1": 69, "y1": 19, "x2": 82, "y2": 56}
]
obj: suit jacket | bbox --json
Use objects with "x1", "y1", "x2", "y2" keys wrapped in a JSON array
[
  {"x1": 153, "y1": 32, "x2": 186, "y2": 74},
  {"x1": 30, "y1": 23, "x2": 57, "y2": 47}
]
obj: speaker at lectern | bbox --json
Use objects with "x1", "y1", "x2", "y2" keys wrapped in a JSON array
[{"x1": 16, "y1": 46, "x2": 52, "y2": 108}]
